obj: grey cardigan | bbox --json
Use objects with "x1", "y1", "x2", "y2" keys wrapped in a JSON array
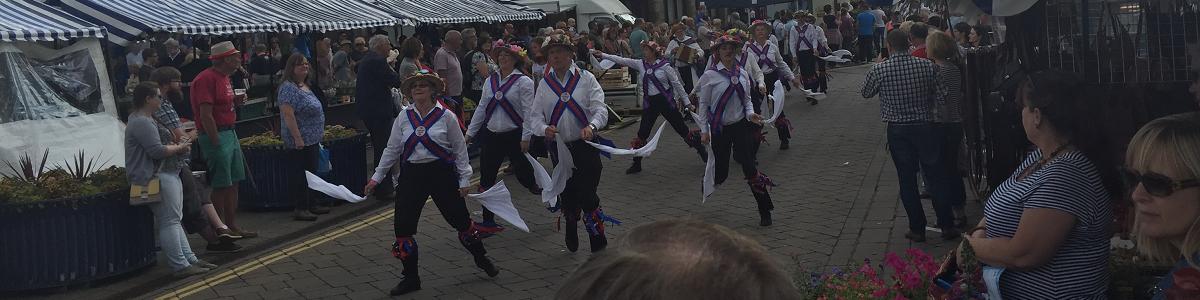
[{"x1": 125, "y1": 114, "x2": 182, "y2": 185}]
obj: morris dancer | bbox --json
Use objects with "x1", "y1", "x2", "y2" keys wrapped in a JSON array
[
  {"x1": 466, "y1": 40, "x2": 540, "y2": 233},
  {"x1": 527, "y1": 34, "x2": 615, "y2": 253},
  {"x1": 749, "y1": 20, "x2": 803, "y2": 150},
  {"x1": 593, "y1": 41, "x2": 707, "y2": 174},
  {"x1": 790, "y1": 11, "x2": 829, "y2": 105},
  {"x1": 698, "y1": 33, "x2": 778, "y2": 227},
  {"x1": 665, "y1": 23, "x2": 704, "y2": 92},
  {"x1": 365, "y1": 70, "x2": 500, "y2": 296}
]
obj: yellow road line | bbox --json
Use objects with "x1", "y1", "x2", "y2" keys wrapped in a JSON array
[{"x1": 155, "y1": 177, "x2": 482, "y2": 300}]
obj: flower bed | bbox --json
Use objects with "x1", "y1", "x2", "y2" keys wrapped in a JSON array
[{"x1": 797, "y1": 248, "x2": 986, "y2": 300}]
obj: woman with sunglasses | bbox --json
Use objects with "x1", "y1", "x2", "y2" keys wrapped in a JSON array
[
  {"x1": 1126, "y1": 112, "x2": 1200, "y2": 299},
  {"x1": 364, "y1": 71, "x2": 500, "y2": 296},
  {"x1": 963, "y1": 70, "x2": 1118, "y2": 299}
]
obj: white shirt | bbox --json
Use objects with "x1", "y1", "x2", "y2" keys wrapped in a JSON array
[
  {"x1": 696, "y1": 61, "x2": 755, "y2": 134},
  {"x1": 666, "y1": 36, "x2": 704, "y2": 67},
  {"x1": 783, "y1": 20, "x2": 799, "y2": 55},
  {"x1": 467, "y1": 69, "x2": 536, "y2": 140},
  {"x1": 872, "y1": 9, "x2": 886, "y2": 28},
  {"x1": 790, "y1": 23, "x2": 826, "y2": 52},
  {"x1": 773, "y1": 20, "x2": 788, "y2": 38},
  {"x1": 600, "y1": 54, "x2": 687, "y2": 103},
  {"x1": 745, "y1": 39, "x2": 795, "y2": 81},
  {"x1": 705, "y1": 52, "x2": 765, "y2": 89},
  {"x1": 527, "y1": 65, "x2": 608, "y2": 143},
  {"x1": 126, "y1": 51, "x2": 143, "y2": 67},
  {"x1": 372, "y1": 102, "x2": 472, "y2": 187}
]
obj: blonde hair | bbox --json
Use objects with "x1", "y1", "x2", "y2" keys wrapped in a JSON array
[
  {"x1": 1128, "y1": 112, "x2": 1200, "y2": 268},
  {"x1": 926, "y1": 30, "x2": 960, "y2": 62}
]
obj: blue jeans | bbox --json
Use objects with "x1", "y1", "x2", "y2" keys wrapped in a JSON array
[
  {"x1": 151, "y1": 172, "x2": 199, "y2": 271},
  {"x1": 886, "y1": 124, "x2": 955, "y2": 234}
]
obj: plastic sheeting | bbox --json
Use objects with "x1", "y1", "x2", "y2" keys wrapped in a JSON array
[{"x1": 0, "y1": 38, "x2": 122, "y2": 175}]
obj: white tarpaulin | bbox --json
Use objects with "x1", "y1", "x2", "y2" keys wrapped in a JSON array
[
  {"x1": 306, "y1": 171, "x2": 368, "y2": 203},
  {"x1": 0, "y1": 38, "x2": 121, "y2": 175},
  {"x1": 586, "y1": 122, "x2": 666, "y2": 157},
  {"x1": 468, "y1": 181, "x2": 530, "y2": 232}
]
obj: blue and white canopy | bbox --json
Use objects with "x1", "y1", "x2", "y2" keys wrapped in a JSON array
[
  {"x1": 369, "y1": 0, "x2": 545, "y2": 24},
  {"x1": 0, "y1": 0, "x2": 105, "y2": 42},
  {"x1": 50, "y1": 0, "x2": 403, "y2": 46}
]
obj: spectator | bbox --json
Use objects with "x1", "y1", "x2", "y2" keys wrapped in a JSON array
[
  {"x1": 137, "y1": 48, "x2": 159, "y2": 82},
  {"x1": 928, "y1": 15, "x2": 947, "y2": 32},
  {"x1": 856, "y1": 4, "x2": 877, "y2": 63},
  {"x1": 311, "y1": 38, "x2": 334, "y2": 103},
  {"x1": 503, "y1": 23, "x2": 517, "y2": 42},
  {"x1": 434, "y1": 30, "x2": 466, "y2": 116},
  {"x1": 278, "y1": 53, "x2": 328, "y2": 221},
  {"x1": 1127, "y1": 112, "x2": 1200, "y2": 299},
  {"x1": 629, "y1": 18, "x2": 650, "y2": 59},
  {"x1": 466, "y1": 33, "x2": 496, "y2": 105},
  {"x1": 529, "y1": 36, "x2": 547, "y2": 81},
  {"x1": 969, "y1": 24, "x2": 993, "y2": 47},
  {"x1": 727, "y1": 12, "x2": 748, "y2": 31},
  {"x1": 871, "y1": 6, "x2": 887, "y2": 50},
  {"x1": 964, "y1": 70, "x2": 1116, "y2": 299},
  {"x1": 838, "y1": 9, "x2": 856, "y2": 51},
  {"x1": 191, "y1": 41, "x2": 256, "y2": 239},
  {"x1": 126, "y1": 82, "x2": 216, "y2": 277},
  {"x1": 823, "y1": 11, "x2": 843, "y2": 52},
  {"x1": 356, "y1": 35, "x2": 404, "y2": 200},
  {"x1": 927, "y1": 31, "x2": 969, "y2": 227},
  {"x1": 567, "y1": 18, "x2": 578, "y2": 34},
  {"x1": 149, "y1": 67, "x2": 241, "y2": 253},
  {"x1": 268, "y1": 37, "x2": 283, "y2": 67},
  {"x1": 161, "y1": 38, "x2": 193, "y2": 70},
  {"x1": 908, "y1": 22, "x2": 930, "y2": 59},
  {"x1": 126, "y1": 43, "x2": 145, "y2": 78},
  {"x1": 397, "y1": 38, "x2": 425, "y2": 80},
  {"x1": 333, "y1": 40, "x2": 354, "y2": 91},
  {"x1": 461, "y1": 28, "x2": 478, "y2": 59},
  {"x1": 861, "y1": 30, "x2": 957, "y2": 242},
  {"x1": 554, "y1": 219, "x2": 800, "y2": 300},
  {"x1": 351, "y1": 36, "x2": 369, "y2": 65},
  {"x1": 953, "y1": 22, "x2": 973, "y2": 47}
]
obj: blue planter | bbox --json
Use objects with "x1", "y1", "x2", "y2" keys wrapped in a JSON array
[
  {"x1": 0, "y1": 189, "x2": 156, "y2": 291},
  {"x1": 240, "y1": 132, "x2": 369, "y2": 209},
  {"x1": 322, "y1": 133, "x2": 368, "y2": 203}
]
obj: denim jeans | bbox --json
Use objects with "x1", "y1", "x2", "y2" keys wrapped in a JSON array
[
  {"x1": 151, "y1": 172, "x2": 199, "y2": 271},
  {"x1": 886, "y1": 124, "x2": 955, "y2": 234}
]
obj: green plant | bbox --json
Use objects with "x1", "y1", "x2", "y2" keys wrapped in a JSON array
[
  {"x1": 3, "y1": 149, "x2": 50, "y2": 183},
  {"x1": 55, "y1": 150, "x2": 110, "y2": 181},
  {"x1": 240, "y1": 132, "x2": 283, "y2": 147},
  {"x1": 323, "y1": 125, "x2": 358, "y2": 141}
]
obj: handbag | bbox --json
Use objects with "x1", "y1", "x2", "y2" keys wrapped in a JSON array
[{"x1": 130, "y1": 162, "x2": 164, "y2": 206}]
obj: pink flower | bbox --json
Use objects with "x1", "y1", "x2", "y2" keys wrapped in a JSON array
[
  {"x1": 900, "y1": 270, "x2": 923, "y2": 289},
  {"x1": 872, "y1": 287, "x2": 890, "y2": 298},
  {"x1": 884, "y1": 252, "x2": 909, "y2": 273},
  {"x1": 893, "y1": 294, "x2": 909, "y2": 300},
  {"x1": 858, "y1": 261, "x2": 879, "y2": 279}
]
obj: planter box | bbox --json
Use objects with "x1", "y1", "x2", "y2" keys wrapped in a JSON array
[
  {"x1": 240, "y1": 132, "x2": 369, "y2": 209},
  {"x1": 322, "y1": 133, "x2": 368, "y2": 204},
  {"x1": 0, "y1": 189, "x2": 156, "y2": 291}
]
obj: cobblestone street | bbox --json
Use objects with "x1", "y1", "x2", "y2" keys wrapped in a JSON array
[{"x1": 147, "y1": 64, "x2": 981, "y2": 300}]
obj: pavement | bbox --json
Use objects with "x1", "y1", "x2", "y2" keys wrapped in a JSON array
[{"x1": 17, "y1": 63, "x2": 983, "y2": 300}]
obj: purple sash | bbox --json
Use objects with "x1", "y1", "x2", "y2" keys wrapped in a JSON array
[
  {"x1": 707, "y1": 68, "x2": 746, "y2": 133},
  {"x1": 641, "y1": 59, "x2": 675, "y2": 109},
  {"x1": 544, "y1": 69, "x2": 587, "y2": 127},
  {"x1": 401, "y1": 107, "x2": 455, "y2": 164},
  {"x1": 483, "y1": 73, "x2": 526, "y2": 126}
]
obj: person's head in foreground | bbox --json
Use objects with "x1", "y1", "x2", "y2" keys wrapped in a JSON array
[
  {"x1": 554, "y1": 219, "x2": 800, "y2": 300},
  {"x1": 1129, "y1": 112, "x2": 1200, "y2": 269}
]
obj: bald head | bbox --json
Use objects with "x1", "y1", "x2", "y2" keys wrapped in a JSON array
[{"x1": 444, "y1": 30, "x2": 462, "y2": 50}]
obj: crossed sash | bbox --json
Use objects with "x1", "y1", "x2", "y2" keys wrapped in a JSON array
[
  {"x1": 707, "y1": 67, "x2": 746, "y2": 134},
  {"x1": 401, "y1": 107, "x2": 456, "y2": 164},
  {"x1": 482, "y1": 73, "x2": 526, "y2": 126},
  {"x1": 641, "y1": 59, "x2": 675, "y2": 109}
]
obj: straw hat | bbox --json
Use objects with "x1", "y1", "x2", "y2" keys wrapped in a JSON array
[
  {"x1": 209, "y1": 41, "x2": 240, "y2": 60},
  {"x1": 712, "y1": 30, "x2": 745, "y2": 50},
  {"x1": 491, "y1": 39, "x2": 527, "y2": 59},
  {"x1": 750, "y1": 20, "x2": 772, "y2": 33},
  {"x1": 540, "y1": 34, "x2": 575, "y2": 56},
  {"x1": 400, "y1": 69, "x2": 446, "y2": 97},
  {"x1": 640, "y1": 40, "x2": 664, "y2": 57}
]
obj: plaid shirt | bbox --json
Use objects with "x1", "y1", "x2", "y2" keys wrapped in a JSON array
[
  {"x1": 153, "y1": 97, "x2": 182, "y2": 130},
  {"x1": 861, "y1": 53, "x2": 938, "y2": 123}
]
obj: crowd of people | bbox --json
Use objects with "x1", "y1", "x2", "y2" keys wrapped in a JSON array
[{"x1": 114, "y1": 5, "x2": 1200, "y2": 299}]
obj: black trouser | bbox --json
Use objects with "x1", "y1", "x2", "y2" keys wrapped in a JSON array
[
  {"x1": 676, "y1": 66, "x2": 695, "y2": 92},
  {"x1": 858, "y1": 35, "x2": 875, "y2": 62},
  {"x1": 796, "y1": 50, "x2": 817, "y2": 84},
  {"x1": 751, "y1": 71, "x2": 790, "y2": 142},
  {"x1": 394, "y1": 162, "x2": 472, "y2": 236},
  {"x1": 638, "y1": 95, "x2": 692, "y2": 142},
  {"x1": 291, "y1": 144, "x2": 320, "y2": 210},
  {"x1": 557, "y1": 140, "x2": 602, "y2": 213},
  {"x1": 478, "y1": 128, "x2": 538, "y2": 222},
  {"x1": 712, "y1": 120, "x2": 773, "y2": 211},
  {"x1": 817, "y1": 59, "x2": 829, "y2": 93},
  {"x1": 930, "y1": 123, "x2": 966, "y2": 207},
  {"x1": 886, "y1": 123, "x2": 955, "y2": 233},
  {"x1": 364, "y1": 116, "x2": 395, "y2": 196}
]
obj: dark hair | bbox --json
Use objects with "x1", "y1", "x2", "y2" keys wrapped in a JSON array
[
  {"x1": 973, "y1": 24, "x2": 994, "y2": 46},
  {"x1": 823, "y1": 4, "x2": 832, "y2": 12},
  {"x1": 927, "y1": 16, "x2": 946, "y2": 31},
  {"x1": 149, "y1": 66, "x2": 182, "y2": 86},
  {"x1": 1020, "y1": 70, "x2": 1121, "y2": 194},
  {"x1": 905, "y1": 15, "x2": 923, "y2": 23},
  {"x1": 401, "y1": 37, "x2": 423, "y2": 60},
  {"x1": 281, "y1": 53, "x2": 308, "y2": 85},
  {"x1": 886, "y1": 29, "x2": 910, "y2": 51},
  {"x1": 141, "y1": 48, "x2": 157, "y2": 59},
  {"x1": 909, "y1": 22, "x2": 929, "y2": 40},
  {"x1": 131, "y1": 82, "x2": 159, "y2": 110},
  {"x1": 954, "y1": 22, "x2": 972, "y2": 37},
  {"x1": 554, "y1": 219, "x2": 800, "y2": 300}
]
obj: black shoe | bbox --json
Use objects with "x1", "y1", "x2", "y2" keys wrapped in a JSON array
[
  {"x1": 309, "y1": 206, "x2": 331, "y2": 215},
  {"x1": 389, "y1": 277, "x2": 422, "y2": 295},
  {"x1": 904, "y1": 231, "x2": 926, "y2": 243},
  {"x1": 942, "y1": 228, "x2": 961, "y2": 241},
  {"x1": 759, "y1": 210, "x2": 773, "y2": 226},
  {"x1": 589, "y1": 234, "x2": 608, "y2": 253},
  {"x1": 206, "y1": 242, "x2": 243, "y2": 253},
  {"x1": 625, "y1": 161, "x2": 642, "y2": 174},
  {"x1": 473, "y1": 255, "x2": 500, "y2": 277},
  {"x1": 565, "y1": 220, "x2": 579, "y2": 252},
  {"x1": 293, "y1": 210, "x2": 318, "y2": 221},
  {"x1": 779, "y1": 140, "x2": 790, "y2": 150}
]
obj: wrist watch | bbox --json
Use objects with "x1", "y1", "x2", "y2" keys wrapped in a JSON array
[{"x1": 589, "y1": 124, "x2": 599, "y2": 131}]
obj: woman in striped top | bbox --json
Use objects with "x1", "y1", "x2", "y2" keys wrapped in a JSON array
[
  {"x1": 1126, "y1": 113, "x2": 1200, "y2": 299},
  {"x1": 927, "y1": 31, "x2": 969, "y2": 227},
  {"x1": 963, "y1": 71, "x2": 1117, "y2": 299}
]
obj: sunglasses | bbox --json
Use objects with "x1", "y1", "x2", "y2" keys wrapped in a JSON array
[
  {"x1": 1121, "y1": 169, "x2": 1200, "y2": 197},
  {"x1": 412, "y1": 83, "x2": 431, "y2": 89}
]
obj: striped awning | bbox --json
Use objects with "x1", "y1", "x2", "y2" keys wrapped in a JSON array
[
  {"x1": 50, "y1": 0, "x2": 403, "y2": 46},
  {"x1": 0, "y1": 0, "x2": 105, "y2": 42},
  {"x1": 369, "y1": 0, "x2": 545, "y2": 24}
]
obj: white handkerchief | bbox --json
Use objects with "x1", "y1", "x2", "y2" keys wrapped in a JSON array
[
  {"x1": 800, "y1": 88, "x2": 827, "y2": 100},
  {"x1": 539, "y1": 137, "x2": 573, "y2": 207},
  {"x1": 305, "y1": 171, "x2": 367, "y2": 203},
  {"x1": 586, "y1": 123, "x2": 667, "y2": 157},
  {"x1": 468, "y1": 181, "x2": 530, "y2": 232},
  {"x1": 596, "y1": 58, "x2": 617, "y2": 70},
  {"x1": 525, "y1": 153, "x2": 552, "y2": 202},
  {"x1": 764, "y1": 80, "x2": 787, "y2": 124},
  {"x1": 831, "y1": 49, "x2": 853, "y2": 57},
  {"x1": 820, "y1": 55, "x2": 852, "y2": 63},
  {"x1": 702, "y1": 144, "x2": 716, "y2": 203}
]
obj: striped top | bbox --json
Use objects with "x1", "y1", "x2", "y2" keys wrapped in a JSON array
[
  {"x1": 933, "y1": 63, "x2": 964, "y2": 123},
  {"x1": 983, "y1": 149, "x2": 1112, "y2": 299}
]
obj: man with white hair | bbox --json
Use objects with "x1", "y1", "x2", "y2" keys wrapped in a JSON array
[
  {"x1": 355, "y1": 35, "x2": 404, "y2": 200},
  {"x1": 435, "y1": 30, "x2": 466, "y2": 119},
  {"x1": 161, "y1": 38, "x2": 193, "y2": 70}
]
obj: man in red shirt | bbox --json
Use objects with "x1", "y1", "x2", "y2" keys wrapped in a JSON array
[
  {"x1": 909, "y1": 22, "x2": 930, "y2": 60},
  {"x1": 191, "y1": 41, "x2": 256, "y2": 238}
]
